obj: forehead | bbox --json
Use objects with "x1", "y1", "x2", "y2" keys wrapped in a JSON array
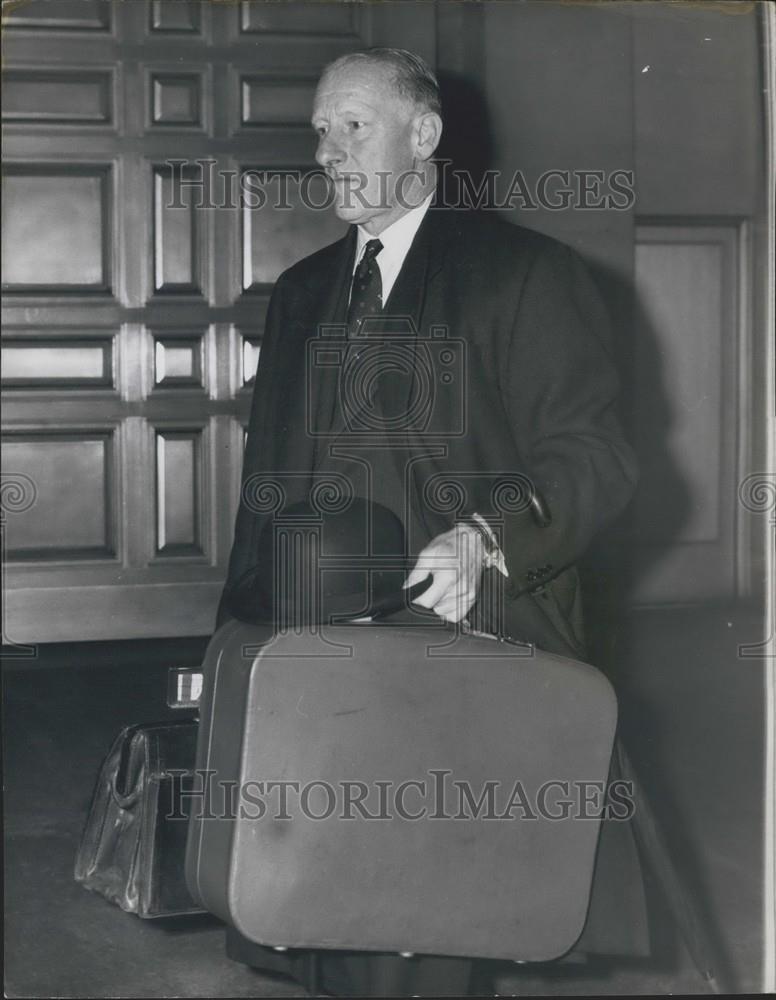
[{"x1": 313, "y1": 61, "x2": 405, "y2": 113}]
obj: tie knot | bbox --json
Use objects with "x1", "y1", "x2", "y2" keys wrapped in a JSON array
[{"x1": 363, "y1": 238, "x2": 383, "y2": 261}]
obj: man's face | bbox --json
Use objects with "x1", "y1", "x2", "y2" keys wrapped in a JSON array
[{"x1": 312, "y1": 61, "x2": 420, "y2": 234}]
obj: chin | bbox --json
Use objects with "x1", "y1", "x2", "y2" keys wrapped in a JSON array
[{"x1": 333, "y1": 203, "x2": 371, "y2": 226}]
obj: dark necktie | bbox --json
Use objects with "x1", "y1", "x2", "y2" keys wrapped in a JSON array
[{"x1": 347, "y1": 238, "x2": 383, "y2": 336}]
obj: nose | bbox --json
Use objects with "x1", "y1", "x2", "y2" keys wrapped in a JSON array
[{"x1": 315, "y1": 131, "x2": 345, "y2": 171}]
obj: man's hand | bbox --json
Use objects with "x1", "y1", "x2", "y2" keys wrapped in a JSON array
[{"x1": 403, "y1": 524, "x2": 485, "y2": 622}]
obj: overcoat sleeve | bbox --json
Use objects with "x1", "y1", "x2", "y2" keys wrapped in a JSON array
[{"x1": 498, "y1": 242, "x2": 638, "y2": 598}]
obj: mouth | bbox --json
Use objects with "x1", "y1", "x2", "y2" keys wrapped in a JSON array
[
  {"x1": 327, "y1": 173, "x2": 360, "y2": 185},
  {"x1": 326, "y1": 174, "x2": 373, "y2": 213}
]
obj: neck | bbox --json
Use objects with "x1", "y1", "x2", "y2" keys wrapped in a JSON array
[{"x1": 361, "y1": 163, "x2": 437, "y2": 237}]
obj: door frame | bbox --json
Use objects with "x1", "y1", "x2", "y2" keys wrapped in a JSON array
[{"x1": 762, "y1": 2, "x2": 776, "y2": 992}]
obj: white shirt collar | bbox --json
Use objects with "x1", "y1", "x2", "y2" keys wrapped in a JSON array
[{"x1": 353, "y1": 193, "x2": 434, "y2": 303}]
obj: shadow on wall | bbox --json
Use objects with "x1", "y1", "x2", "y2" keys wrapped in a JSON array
[
  {"x1": 436, "y1": 43, "x2": 749, "y2": 996},
  {"x1": 577, "y1": 267, "x2": 738, "y2": 990},
  {"x1": 438, "y1": 64, "x2": 697, "y2": 671},
  {"x1": 437, "y1": 70, "x2": 695, "y2": 634},
  {"x1": 436, "y1": 70, "x2": 495, "y2": 199},
  {"x1": 580, "y1": 261, "x2": 694, "y2": 674}
]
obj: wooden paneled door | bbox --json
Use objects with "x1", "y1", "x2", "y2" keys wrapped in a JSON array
[{"x1": 1, "y1": 0, "x2": 436, "y2": 643}]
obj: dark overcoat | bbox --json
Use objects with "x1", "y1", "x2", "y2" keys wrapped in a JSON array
[
  {"x1": 220, "y1": 206, "x2": 638, "y2": 658},
  {"x1": 219, "y1": 206, "x2": 649, "y2": 993}
]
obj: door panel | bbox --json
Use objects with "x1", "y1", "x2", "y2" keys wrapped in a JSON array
[
  {"x1": 3, "y1": 70, "x2": 113, "y2": 124},
  {"x1": 1, "y1": 0, "x2": 436, "y2": 642},
  {"x1": 630, "y1": 222, "x2": 741, "y2": 603},
  {"x1": 2, "y1": 334, "x2": 114, "y2": 388},
  {"x1": 3, "y1": 1, "x2": 113, "y2": 33},
  {"x1": 2, "y1": 166, "x2": 112, "y2": 292},
  {"x1": 154, "y1": 426, "x2": 206, "y2": 556},
  {"x1": 2, "y1": 431, "x2": 117, "y2": 560}
]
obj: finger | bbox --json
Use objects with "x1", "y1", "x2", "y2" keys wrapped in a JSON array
[
  {"x1": 412, "y1": 570, "x2": 457, "y2": 609},
  {"x1": 403, "y1": 553, "x2": 457, "y2": 590},
  {"x1": 434, "y1": 586, "x2": 478, "y2": 622},
  {"x1": 433, "y1": 588, "x2": 468, "y2": 618},
  {"x1": 460, "y1": 582, "x2": 478, "y2": 608},
  {"x1": 433, "y1": 600, "x2": 467, "y2": 623},
  {"x1": 414, "y1": 575, "x2": 455, "y2": 609},
  {"x1": 462, "y1": 540, "x2": 482, "y2": 579},
  {"x1": 402, "y1": 564, "x2": 429, "y2": 590},
  {"x1": 421, "y1": 564, "x2": 475, "y2": 610}
]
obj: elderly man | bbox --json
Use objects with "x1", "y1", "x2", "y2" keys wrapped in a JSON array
[{"x1": 221, "y1": 48, "x2": 643, "y2": 997}]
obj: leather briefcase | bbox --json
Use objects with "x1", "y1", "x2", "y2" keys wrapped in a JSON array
[
  {"x1": 75, "y1": 719, "x2": 205, "y2": 918},
  {"x1": 186, "y1": 619, "x2": 618, "y2": 961}
]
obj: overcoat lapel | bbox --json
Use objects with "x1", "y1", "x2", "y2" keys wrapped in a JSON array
[
  {"x1": 273, "y1": 227, "x2": 356, "y2": 480},
  {"x1": 312, "y1": 226, "x2": 358, "y2": 327}
]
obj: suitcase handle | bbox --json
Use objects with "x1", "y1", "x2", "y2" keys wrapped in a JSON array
[
  {"x1": 112, "y1": 728, "x2": 146, "y2": 809},
  {"x1": 367, "y1": 572, "x2": 433, "y2": 620},
  {"x1": 111, "y1": 722, "x2": 170, "y2": 808}
]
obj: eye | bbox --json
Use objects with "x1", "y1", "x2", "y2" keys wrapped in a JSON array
[
  {"x1": 313, "y1": 124, "x2": 327, "y2": 137},
  {"x1": 348, "y1": 120, "x2": 366, "y2": 131}
]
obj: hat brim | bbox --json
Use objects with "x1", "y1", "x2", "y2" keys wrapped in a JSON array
[{"x1": 227, "y1": 572, "x2": 433, "y2": 627}]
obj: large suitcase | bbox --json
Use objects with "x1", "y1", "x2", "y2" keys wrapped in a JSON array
[{"x1": 185, "y1": 619, "x2": 618, "y2": 962}]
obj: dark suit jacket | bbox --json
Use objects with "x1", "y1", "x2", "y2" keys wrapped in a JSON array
[{"x1": 220, "y1": 206, "x2": 638, "y2": 655}]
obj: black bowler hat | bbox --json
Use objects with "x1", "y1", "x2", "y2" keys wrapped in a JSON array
[{"x1": 225, "y1": 496, "x2": 431, "y2": 627}]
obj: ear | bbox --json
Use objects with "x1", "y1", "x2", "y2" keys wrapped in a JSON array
[{"x1": 413, "y1": 111, "x2": 443, "y2": 162}]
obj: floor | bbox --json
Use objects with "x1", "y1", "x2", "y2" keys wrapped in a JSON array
[
  {"x1": 2, "y1": 615, "x2": 756, "y2": 997},
  {"x1": 4, "y1": 638, "x2": 306, "y2": 999}
]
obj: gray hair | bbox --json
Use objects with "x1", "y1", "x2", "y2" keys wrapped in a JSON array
[{"x1": 322, "y1": 47, "x2": 442, "y2": 117}]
